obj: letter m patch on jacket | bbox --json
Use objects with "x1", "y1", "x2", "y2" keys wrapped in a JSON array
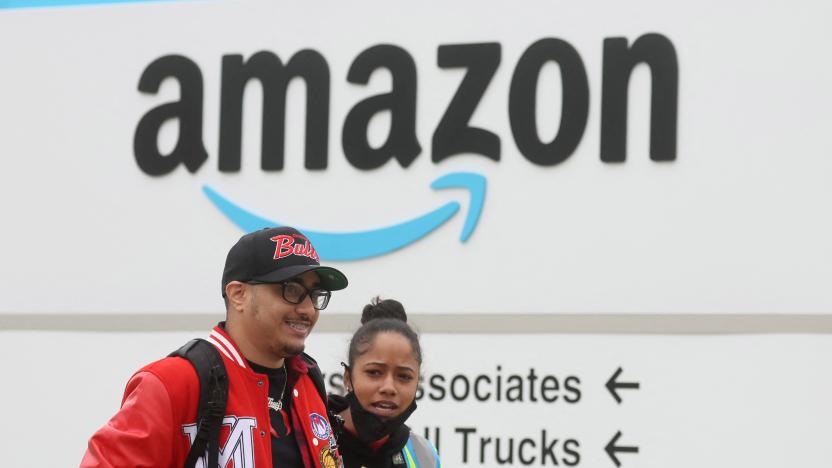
[{"x1": 182, "y1": 416, "x2": 258, "y2": 468}]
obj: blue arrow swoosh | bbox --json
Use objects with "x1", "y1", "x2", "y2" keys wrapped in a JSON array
[
  {"x1": 430, "y1": 172, "x2": 486, "y2": 242},
  {"x1": 202, "y1": 172, "x2": 487, "y2": 261},
  {"x1": 1, "y1": 0, "x2": 186, "y2": 9}
]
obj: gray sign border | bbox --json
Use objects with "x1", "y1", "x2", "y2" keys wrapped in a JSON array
[{"x1": 2, "y1": 313, "x2": 831, "y2": 334}]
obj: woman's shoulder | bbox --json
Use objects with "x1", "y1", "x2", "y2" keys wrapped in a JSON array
[{"x1": 405, "y1": 431, "x2": 441, "y2": 467}]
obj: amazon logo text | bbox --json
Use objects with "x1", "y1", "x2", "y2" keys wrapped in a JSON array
[{"x1": 133, "y1": 34, "x2": 678, "y2": 175}]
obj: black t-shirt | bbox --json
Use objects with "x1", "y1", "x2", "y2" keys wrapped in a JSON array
[{"x1": 249, "y1": 361, "x2": 303, "y2": 468}]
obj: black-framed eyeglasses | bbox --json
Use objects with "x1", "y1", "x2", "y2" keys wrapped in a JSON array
[{"x1": 249, "y1": 280, "x2": 332, "y2": 310}]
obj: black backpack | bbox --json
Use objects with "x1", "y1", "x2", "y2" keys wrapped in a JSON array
[{"x1": 169, "y1": 339, "x2": 229, "y2": 468}]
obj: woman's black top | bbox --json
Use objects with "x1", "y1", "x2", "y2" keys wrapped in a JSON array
[{"x1": 328, "y1": 394, "x2": 411, "y2": 468}]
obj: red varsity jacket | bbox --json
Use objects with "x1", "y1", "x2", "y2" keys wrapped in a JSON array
[{"x1": 81, "y1": 325, "x2": 340, "y2": 468}]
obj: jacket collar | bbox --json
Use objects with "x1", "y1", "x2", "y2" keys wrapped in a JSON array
[
  {"x1": 208, "y1": 322, "x2": 312, "y2": 375},
  {"x1": 207, "y1": 323, "x2": 248, "y2": 369}
]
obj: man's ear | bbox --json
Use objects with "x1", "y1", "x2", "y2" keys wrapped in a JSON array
[{"x1": 225, "y1": 281, "x2": 247, "y2": 312}]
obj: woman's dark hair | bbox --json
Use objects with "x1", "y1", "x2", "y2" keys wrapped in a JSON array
[{"x1": 347, "y1": 297, "x2": 422, "y2": 367}]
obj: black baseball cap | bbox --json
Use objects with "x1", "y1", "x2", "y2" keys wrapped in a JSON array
[{"x1": 221, "y1": 226, "x2": 348, "y2": 296}]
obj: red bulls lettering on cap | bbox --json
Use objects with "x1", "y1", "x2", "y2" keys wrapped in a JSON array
[{"x1": 271, "y1": 234, "x2": 320, "y2": 263}]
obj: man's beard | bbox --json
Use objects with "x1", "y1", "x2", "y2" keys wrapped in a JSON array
[{"x1": 282, "y1": 342, "x2": 305, "y2": 357}]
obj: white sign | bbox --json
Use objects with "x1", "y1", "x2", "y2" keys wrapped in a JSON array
[
  {"x1": 5, "y1": 330, "x2": 829, "y2": 467},
  {"x1": 1, "y1": 0, "x2": 831, "y2": 314}
]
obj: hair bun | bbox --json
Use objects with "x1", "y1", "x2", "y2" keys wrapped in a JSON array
[{"x1": 361, "y1": 296, "x2": 407, "y2": 324}]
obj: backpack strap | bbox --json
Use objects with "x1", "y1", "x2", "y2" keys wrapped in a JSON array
[{"x1": 169, "y1": 338, "x2": 229, "y2": 468}]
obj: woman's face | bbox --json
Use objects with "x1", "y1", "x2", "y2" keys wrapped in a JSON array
[{"x1": 346, "y1": 331, "x2": 420, "y2": 419}]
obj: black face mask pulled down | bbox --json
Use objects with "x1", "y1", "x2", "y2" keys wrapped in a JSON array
[{"x1": 344, "y1": 391, "x2": 417, "y2": 444}]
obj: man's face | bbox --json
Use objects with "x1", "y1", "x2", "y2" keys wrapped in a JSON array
[{"x1": 242, "y1": 270, "x2": 321, "y2": 360}]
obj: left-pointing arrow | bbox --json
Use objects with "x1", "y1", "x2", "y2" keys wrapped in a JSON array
[
  {"x1": 604, "y1": 431, "x2": 639, "y2": 467},
  {"x1": 605, "y1": 367, "x2": 640, "y2": 404}
]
